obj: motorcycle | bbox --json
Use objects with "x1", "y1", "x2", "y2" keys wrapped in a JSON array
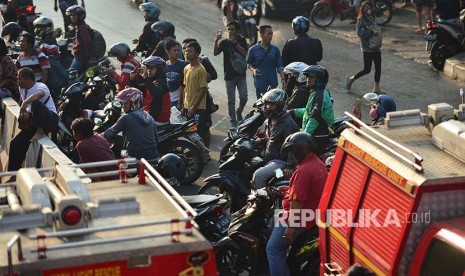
[
  {"x1": 310, "y1": 0, "x2": 393, "y2": 28},
  {"x1": 424, "y1": 19, "x2": 464, "y2": 71},
  {"x1": 221, "y1": 0, "x2": 261, "y2": 47},
  {"x1": 219, "y1": 98, "x2": 265, "y2": 160},
  {"x1": 0, "y1": 0, "x2": 39, "y2": 34},
  {"x1": 214, "y1": 186, "x2": 320, "y2": 275}
]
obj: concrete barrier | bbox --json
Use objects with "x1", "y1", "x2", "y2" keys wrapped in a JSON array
[{"x1": 0, "y1": 97, "x2": 87, "y2": 181}]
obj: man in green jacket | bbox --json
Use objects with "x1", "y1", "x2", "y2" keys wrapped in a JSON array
[{"x1": 289, "y1": 65, "x2": 334, "y2": 149}]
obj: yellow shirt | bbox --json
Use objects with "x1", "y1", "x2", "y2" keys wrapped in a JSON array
[{"x1": 183, "y1": 63, "x2": 208, "y2": 110}]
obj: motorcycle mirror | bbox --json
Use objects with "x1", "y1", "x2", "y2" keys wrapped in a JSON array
[
  {"x1": 362, "y1": 92, "x2": 379, "y2": 106},
  {"x1": 253, "y1": 98, "x2": 264, "y2": 108},
  {"x1": 274, "y1": 169, "x2": 284, "y2": 179}
]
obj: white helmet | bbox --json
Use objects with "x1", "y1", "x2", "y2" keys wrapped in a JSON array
[{"x1": 283, "y1": 62, "x2": 308, "y2": 83}]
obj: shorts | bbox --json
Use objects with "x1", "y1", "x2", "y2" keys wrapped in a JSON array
[{"x1": 415, "y1": 0, "x2": 432, "y2": 7}]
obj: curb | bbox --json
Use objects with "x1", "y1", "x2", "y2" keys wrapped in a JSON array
[{"x1": 444, "y1": 52, "x2": 465, "y2": 82}]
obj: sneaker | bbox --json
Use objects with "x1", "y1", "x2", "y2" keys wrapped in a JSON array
[{"x1": 344, "y1": 75, "x2": 351, "y2": 91}]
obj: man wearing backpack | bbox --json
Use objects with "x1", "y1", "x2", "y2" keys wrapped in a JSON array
[
  {"x1": 66, "y1": 4, "x2": 92, "y2": 74},
  {"x1": 213, "y1": 20, "x2": 248, "y2": 129}
]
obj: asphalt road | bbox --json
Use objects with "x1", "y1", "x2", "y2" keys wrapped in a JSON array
[{"x1": 35, "y1": 0, "x2": 463, "y2": 194}]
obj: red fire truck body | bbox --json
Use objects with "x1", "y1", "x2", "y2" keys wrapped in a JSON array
[
  {"x1": 319, "y1": 104, "x2": 465, "y2": 276},
  {"x1": 0, "y1": 159, "x2": 217, "y2": 276}
]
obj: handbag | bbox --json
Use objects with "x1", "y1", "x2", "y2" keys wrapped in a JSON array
[{"x1": 229, "y1": 44, "x2": 247, "y2": 74}]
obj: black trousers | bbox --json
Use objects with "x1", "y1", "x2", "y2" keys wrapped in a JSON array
[
  {"x1": 8, "y1": 101, "x2": 59, "y2": 171},
  {"x1": 354, "y1": 51, "x2": 382, "y2": 83}
]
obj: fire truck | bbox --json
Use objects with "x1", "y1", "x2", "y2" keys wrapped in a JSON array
[
  {"x1": 0, "y1": 159, "x2": 217, "y2": 275},
  {"x1": 319, "y1": 103, "x2": 465, "y2": 275}
]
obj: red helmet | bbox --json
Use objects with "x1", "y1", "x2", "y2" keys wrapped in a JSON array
[{"x1": 116, "y1": 87, "x2": 143, "y2": 112}]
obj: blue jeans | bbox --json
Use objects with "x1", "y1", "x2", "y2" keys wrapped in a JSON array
[
  {"x1": 69, "y1": 57, "x2": 87, "y2": 75},
  {"x1": 225, "y1": 76, "x2": 248, "y2": 126},
  {"x1": 266, "y1": 223, "x2": 304, "y2": 276}
]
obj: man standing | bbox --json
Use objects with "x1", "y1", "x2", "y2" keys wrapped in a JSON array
[
  {"x1": 178, "y1": 41, "x2": 209, "y2": 147},
  {"x1": 267, "y1": 132, "x2": 327, "y2": 276},
  {"x1": 247, "y1": 25, "x2": 285, "y2": 99},
  {"x1": 8, "y1": 68, "x2": 59, "y2": 172},
  {"x1": 214, "y1": 20, "x2": 248, "y2": 128},
  {"x1": 282, "y1": 16, "x2": 323, "y2": 67}
]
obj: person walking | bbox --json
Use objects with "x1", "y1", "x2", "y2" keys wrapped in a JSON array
[
  {"x1": 213, "y1": 20, "x2": 248, "y2": 128},
  {"x1": 247, "y1": 25, "x2": 285, "y2": 99},
  {"x1": 345, "y1": 1, "x2": 382, "y2": 93},
  {"x1": 53, "y1": 0, "x2": 85, "y2": 37}
]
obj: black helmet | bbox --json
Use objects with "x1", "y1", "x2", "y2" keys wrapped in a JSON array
[
  {"x1": 281, "y1": 132, "x2": 316, "y2": 163},
  {"x1": 292, "y1": 16, "x2": 310, "y2": 35},
  {"x1": 158, "y1": 153, "x2": 186, "y2": 183},
  {"x1": 66, "y1": 5, "x2": 86, "y2": 22},
  {"x1": 1, "y1": 22, "x2": 21, "y2": 42},
  {"x1": 108, "y1": 42, "x2": 131, "y2": 59},
  {"x1": 261, "y1": 88, "x2": 287, "y2": 119},
  {"x1": 139, "y1": 2, "x2": 161, "y2": 22},
  {"x1": 302, "y1": 65, "x2": 328, "y2": 89},
  {"x1": 151, "y1": 20, "x2": 175, "y2": 38}
]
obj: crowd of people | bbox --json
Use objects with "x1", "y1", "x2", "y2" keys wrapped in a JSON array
[{"x1": 0, "y1": 1, "x2": 408, "y2": 274}]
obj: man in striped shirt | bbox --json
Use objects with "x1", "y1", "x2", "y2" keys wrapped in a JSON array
[{"x1": 15, "y1": 33, "x2": 51, "y2": 85}]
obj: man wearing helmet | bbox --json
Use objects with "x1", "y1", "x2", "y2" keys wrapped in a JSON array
[
  {"x1": 1, "y1": 22, "x2": 22, "y2": 44},
  {"x1": 54, "y1": 0, "x2": 85, "y2": 37},
  {"x1": 103, "y1": 87, "x2": 160, "y2": 162},
  {"x1": 134, "y1": 2, "x2": 161, "y2": 58},
  {"x1": 267, "y1": 132, "x2": 327, "y2": 276},
  {"x1": 251, "y1": 89, "x2": 299, "y2": 189},
  {"x1": 131, "y1": 56, "x2": 170, "y2": 125},
  {"x1": 150, "y1": 20, "x2": 182, "y2": 61},
  {"x1": 66, "y1": 4, "x2": 92, "y2": 74},
  {"x1": 106, "y1": 42, "x2": 141, "y2": 92},
  {"x1": 289, "y1": 65, "x2": 334, "y2": 149},
  {"x1": 282, "y1": 16, "x2": 323, "y2": 68},
  {"x1": 284, "y1": 62, "x2": 310, "y2": 127}
]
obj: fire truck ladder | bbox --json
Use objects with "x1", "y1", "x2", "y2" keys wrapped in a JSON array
[{"x1": 344, "y1": 112, "x2": 424, "y2": 172}]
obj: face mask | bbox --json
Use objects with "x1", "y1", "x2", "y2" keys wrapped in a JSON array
[{"x1": 369, "y1": 106, "x2": 378, "y2": 119}]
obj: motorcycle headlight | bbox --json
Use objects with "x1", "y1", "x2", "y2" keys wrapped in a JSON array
[
  {"x1": 251, "y1": 7, "x2": 258, "y2": 16},
  {"x1": 242, "y1": 8, "x2": 252, "y2": 17}
]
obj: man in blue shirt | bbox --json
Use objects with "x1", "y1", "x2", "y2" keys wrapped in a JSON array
[{"x1": 247, "y1": 25, "x2": 285, "y2": 99}]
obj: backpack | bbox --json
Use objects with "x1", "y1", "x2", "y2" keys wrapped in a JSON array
[
  {"x1": 229, "y1": 46, "x2": 247, "y2": 74},
  {"x1": 91, "y1": 28, "x2": 106, "y2": 58},
  {"x1": 367, "y1": 24, "x2": 383, "y2": 50}
]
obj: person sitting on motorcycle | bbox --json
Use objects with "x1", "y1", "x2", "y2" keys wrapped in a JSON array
[
  {"x1": 54, "y1": 0, "x2": 85, "y2": 38},
  {"x1": 251, "y1": 88, "x2": 299, "y2": 189},
  {"x1": 433, "y1": 0, "x2": 464, "y2": 38},
  {"x1": 66, "y1": 4, "x2": 92, "y2": 74},
  {"x1": 106, "y1": 42, "x2": 141, "y2": 92},
  {"x1": 33, "y1": 16, "x2": 69, "y2": 100},
  {"x1": 1, "y1": 22, "x2": 22, "y2": 44},
  {"x1": 222, "y1": 0, "x2": 262, "y2": 25},
  {"x1": 131, "y1": 56, "x2": 170, "y2": 125},
  {"x1": 150, "y1": 20, "x2": 182, "y2": 61},
  {"x1": 267, "y1": 131, "x2": 327, "y2": 276},
  {"x1": 288, "y1": 64, "x2": 334, "y2": 149},
  {"x1": 284, "y1": 62, "x2": 310, "y2": 127},
  {"x1": 134, "y1": 2, "x2": 161, "y2": 58},
  {"x1": 103, "y1": 87, "x2": 160, "y2": 162},
  {"x1": 352, "y1": 94, "x2": 396, "y2": 125}
]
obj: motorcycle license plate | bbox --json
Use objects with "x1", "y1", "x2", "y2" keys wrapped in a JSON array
[
  {"x1": 424, "y1": 34, "x2": 437, "y2": 41},
  {"x1": 245, "y1": 18, "x2": 256, "y2": 25},
  {"x1": 215, "y1": 214, "x2": 235, "y2": 230}
]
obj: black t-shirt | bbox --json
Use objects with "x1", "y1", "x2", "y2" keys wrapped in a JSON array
[
  {"x1": 218, "y1": 36, "x2": 247, "y2": 80},
  {"x1": 282, "y1": 34, "x2": 323, "y2": 67}
]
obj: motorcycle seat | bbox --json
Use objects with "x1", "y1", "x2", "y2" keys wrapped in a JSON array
[{"x1": 182, "y1": 194, "x2": 223, "y2": 208}]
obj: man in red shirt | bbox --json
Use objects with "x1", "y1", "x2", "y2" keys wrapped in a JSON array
[
  {"x1": 66, "y1": 5, "x2": 92, "y2": 74},
  {"x1": 266, "y1": 132, "x2": 327, "y2": 276},
  {"x1": 71, "y1": 117, "x2": 117, "y2": 179}
]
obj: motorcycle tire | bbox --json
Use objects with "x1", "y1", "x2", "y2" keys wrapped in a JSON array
[
  {"x1": 198, "y1": 181, "x2": 233, "y2": 214},
  {"x1": 245, "y1": 23, "x2": 258, "y2": 47},
  {"x1": 161, "y1": 139, "x2": 203, "y2": 185},
  {"x1": 288, "y1": 229, "x2": 320, "y2": 276},
  {"x1": 374, "y1": 0, "x2": 393, "y2": 26},
  {"x1": 310, "y1": 5, "x2": 336, "y2": 28},
  {"x1": 214, "y1": 244, "x2": 241, "y2": 275},
  {"x1": 430, "y1": 41, "x2": 452, "y2": 71}
]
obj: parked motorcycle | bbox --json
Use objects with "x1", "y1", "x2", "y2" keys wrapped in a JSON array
[
  {"x1": 214, "y1": 186, "x2": 320, "y2": 275},
  {"x1": 425, "y1": 20, "x2": 464, "y2": 71},
  {"x1": 310, "y1": 0, "x2": 393, "y2": 27}
]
